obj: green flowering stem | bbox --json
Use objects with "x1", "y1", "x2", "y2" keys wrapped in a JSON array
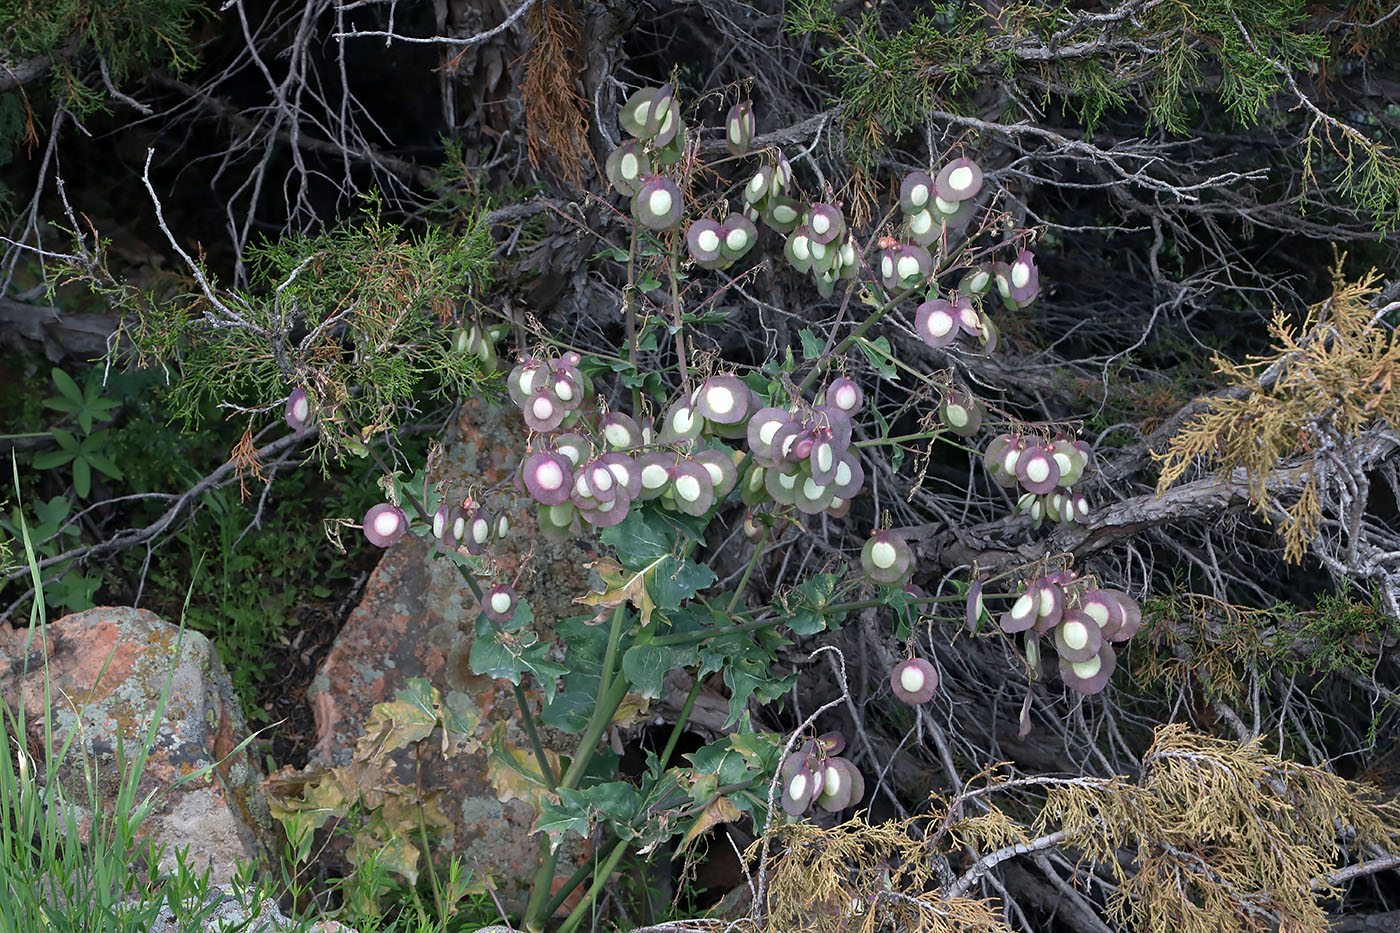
[{"x1": 555, "y1": 837, "x2": 630, "y2": 933}]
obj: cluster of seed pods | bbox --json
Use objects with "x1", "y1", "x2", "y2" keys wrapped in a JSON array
[
  {"x1": 984, "y1": 433, "x2": 1093, "y2": 529},
  {"x1": 510, "y1": 360, "x2": 873, "y2": 538},
  {"x1": 608, "y1": 84, "x2": 688, "y2": 230},
  {"x1": 968, "y1": 569, "x2": 1142, "y2": 695},
  {"x1": 780, "y1": 732, "x2": 864, "y2": 816}
]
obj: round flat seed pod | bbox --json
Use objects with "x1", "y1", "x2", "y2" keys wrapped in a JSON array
[
  {"x1": 817, "y1": 757, "x2": 864, "y2": 812},
  {"x1": 481, "y1": 583, "x2": 519, "y2": 625},
  {"x1": 740, "y1": 461, "x2": 769, "y2": 507},
  {"x1": 1100, "y1": 589, "x2": 1143, "y2": 641},
  {"x1": 725, "y1": 100, "x2": 755, "y2": 156},
  {"x1": 694, "y1": 374, "x2": 749, "y2": 424},
  {"x1": 285, "y1": 388, "x2": 311, "y2": 433},
  {"x1": 940, "y1": 393, "x2": 983, "y2": 437},
  {"x1": 578, "y1": 487, "x2": 630, "y2": 527},
  {"x1": 983, "y1": 434, "x2": 1019, "y2": 487},
  {"x1": 636, "y1": 451, "x2": 681, "y2": 501},
  {"x1": 522, "y1": 387, "x2": 567, "y2": 432},
  {"x1": 745, "y1": 165, "x2": 774, "y2": 206},
  {"x1": 959, "y1": 264, "x2": 993, "y2": 295},
  {"x1": 915, "y1": 298, "x2": 959, "y2": 349},
  {"x1": 763, "y1": 195, "x2": 802, "y2": 234},
  {"x1": 829, "y1": 451, "x2": 864, "y2": 500},
  {"x1": 643, "y1": 83, "x2": 674, "y2": 137},
  {"x1": 794, "y1": 472, "x2": 835, "y2": 514},
  {"x1": 619, "y1": 86, "x2": 658, "y2": 137},
  {"x1": 978, "y1": 311, "x2": 1000, "y2": 354},
  {"x1": 1078, "y1": 589, "x2": 1125, "y2": 641},
  {"x1": 1008, "y1": 249, "x2": 1039, "y2": 303},
  {"x1": 784, "y1": 227, "x2": 814, "y2": 274},
  {"x1": 861, "y1": 530, "x2": 913, "y2": 585},
  {"x1": 363, "y1": 503, "x2": 407, "y2": 548},
  {"x1": 633, "y1": 176, "x2": 684, "y2": 230},
  {"x1": 825, "y1": 377, "x2": 863, "y2": 415},
  {"x1": 809, "y1": 436, "x2": 841, "y2": 485},
  {"x1": 900, "y1": 170, "x2": 935, "y2": 214},
  {"x1": 605, "y1": 141, "x2": 651, "y2": 196},
  {"x1": 1000, "y1": 589, "x2": 1038, "y2": 633},
  {"x1": 807, "y1": 203, "x2": 844, "y2": 245},
  {"x1": 598, "y1": 451, "x2": 642, "y2": 498},
  {"x1": 658, "y1": 398, "x2": 705, "y2": 444},
  {"x1": 508, "y1": 358, "x2": 544, "y2": 408},
  {"x1": 523, "y1": 450, "x2": 573, "y2": 506},
  {"x1": 1016, "y1": 444, "x2": 1061, "y2": 496},
  {"x1": 905, "y1": 207, "x2": 938, "y2": 246},
  {"x1": 692, "y1": 447, "x2": 739, "y2": 498},
  {"x1": 463, "y1": 508, "x2": 494, "y2": 555},
  {"x1": 1030, "y1": 578, "x2": 1065, "y2": 633},
  {"x1": 1054, "y1": 609, "x2": 1103, "y2": 662},
  {"x1": 889, "y1": 244, "x2": 931, "y2": 290},
  {"x1": 686, "y1": 218, "x2": 724, "y2": 264},
  {"x1": 747, "y1": 407, "x2": 794, "y2": 463},
  {"x1": 670, "y1": 460, "x2": 715, "y2": 516},
  {"x1": 719, "y1": 214, "x2": 759, "y2": 261},
  {"x1": 890, "y1": 658, "x2": 938, "y2": 704},
  {"x1": 953, "y1": 296, "x2": 982, "y2": 336},
  {"x1": 1060, "y1": 644, "x2": 1116, "y2": 695},
  {"x1": 966, "y1": 579, "x2": 986, "y2": 631},
  {"x1": 934, "y1": 157, "x2": 984, "y2": 202}
]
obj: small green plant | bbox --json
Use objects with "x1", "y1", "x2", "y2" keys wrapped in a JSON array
[
  {"x1": 0, "y1": 494, "x2": 97, "y2": 612},
  {"x1": 31, "y1": 367, "x2": 124, "y2": 498},
  {"x1": 0, "y1": 465, "x2": 256, "y2": 932}
]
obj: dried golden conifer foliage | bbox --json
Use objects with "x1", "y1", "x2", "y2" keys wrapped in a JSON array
[
  {"x1": 1156, "y1": 264, "x2": 1400, "y2": 561},
  {"x1": 521, "y1": 0, "x2": 593, "y2": 188}
]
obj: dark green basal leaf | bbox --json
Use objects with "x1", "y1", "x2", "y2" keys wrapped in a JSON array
[
  {"x1": 542, "y1": 615, "x2": 612, "y2": 733},
  {"x1": 720, "y1": 641, "x2": 797, "y2": 727},
  {"x1": 602, "y1": 508, "x2": 675, "y2": 566},
  {"x1": 785, "y1": 572, "x2": 846, "y2": 635},
  {"x1": 622, "y1": 642, "x2": 698, "y2": 698},
  {"x1": 648, "y1": 555, "x2": 717, "y2": 613}
]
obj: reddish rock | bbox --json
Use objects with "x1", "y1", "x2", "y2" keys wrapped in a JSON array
[
  {"x1": 0, "y1": 606, "x2": 274, "y2": 883},
  {"x1": 307, "y1": 394, "x2": 598, "y2": 914}
]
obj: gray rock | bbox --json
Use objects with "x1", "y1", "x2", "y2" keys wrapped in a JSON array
[{"x1": 0, "y1": 607, "x2": 276, "y2": 885}]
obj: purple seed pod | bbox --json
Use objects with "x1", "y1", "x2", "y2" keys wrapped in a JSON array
[
  {"x1": 507, "y1": 357, "x2": 544, "y2": 408},
  {"x1": 958, "y1": 264, "x2": 993, "y2": 296},
  {"x1": 953, "y1": 296, "x2": 982, "y2": 336},
  {"x1": 658, "y1": 397, "x2": 705, "y2": 444},
  {"x1": 764, "y1": 463, "x2": 799, "y2": 506},
  {"x1": 619, "y1": 86, "x2": 660, "y2": 137},
  {"x1": 966, "y1": 579, "x2": 986, "y2": 631},
  {"x1": 363, "y1": 503, "x2": 407, "y2": 548},
  {"x1": 829, "y1": 451, "x2": 864, "y2": 500},
  {"x1": 725, "y1": 100, "x2": 755, "y2": 156},
  {"x1": 825, "y1": 377, "x2": 863, "y2": 415},
  {"x1": 694, "y1": 374, "x2": 750, "y2": 424},
  {"x1": 605, "y1": 140, "x2": 651, "y2": 196},
  {"x1": 781, "y1": 756, "x2": 819, "y2": 816},
  {"x1": 1007, "y1": 249, "x2": 1039, "y2": 303},
  {"x1": 915, "y1": 298, "x2": 959, "y2": 349},
  {"x1": 285, "y1": 388, "x2": 311, "y2": 434},
  {"x1": 686, "y1": 218, "x2": 724, "y2": 264},
  {"x1": 719, "y1": 213, "x2": 759, "y2": 261},
  {"x1": 747, "y1": 407, "x2": 794, "y2": 464},
  {"x1": 669, "y1": 459, "x2": 716, "y2": 517},
  {"x1": 816, "y1": 732, "x2": 846, "y2": 755},
  {"x1": 809, "y1": 435, "x2": 841, "y2": 486},
  {"x1": 1099, "y1": 589, "x2": 1143, "y2": 641},
  {"x1": 1054, "y1": 609, "x2": 1103, "y2": 662},
  {"x1": 1060, "y1": 644, "x2": 1116, "y2": 695},
  {"x1": 636, "y1": 451, "x2": 681, "y2": 501},
  {"x1": 890, "y1": 658, "x2": 938, "y2": 704},
  {"x1": 810, "y1": 404, "x2": 853, "y2": 450},
  {"x1": 905, "y1": 207, "x2": 938, "y2": 246},
  {"x1": 1078, "y1": 589, "x2": 1125, "y2": 641},
  {"x1": 633, "y1": 176, "x2": 684, "y2": 230},
  {"x1": 934, "y1": 157, "x2": 983, "y2": 202},
  {"x1": 899, "y1": 170, "x2": 935, "y2": 214},
  {"x1": 579, "y1": 487, "x2": 632, "y2": 527},
  {"x1": 806, "y1": 203, "x2": 844, "y2": 245},
  {"x1": 745, "y1": 164, "x2": 774, "y2": 206},
  {"x1": 598, "y1": 451, "x2": 642, "y2": 498},
  {"x1": 816, "y1": 757, "x2": 863, "y2": 812},
  {"x1": 462, "y1": 507, "x2": 494, "y2": 555},
  {"x1": 481, "y1": 583, "x2": 519, "y2": 625},
  {"x1": 861, "y1": 530, "x2": 913, "y2": 585},
  {"x1": 1016, "y1": 443, "x2": 1061, "y2": 496},
  {"x1": 522, "y1": 386, "x2": 567, "y2": 433},
  {"x1": 983, "y1": 434, "x2": 1021, "y2": 488},
  {"x1": 999, "y1": 586, "x2": 1038, "y2": 634},
  {"x1": 793, "y1": 473, "x2": 835, "y2": 515},
  {"x1": 692, "y1": 448, "x2": 739, "y2": 498},
  {"x1": 1029, "y1": 577, "x2": 1065, "y2": 633},
  {"x1": 940, "y1": 393, "x2": 983, "y2": 437}
]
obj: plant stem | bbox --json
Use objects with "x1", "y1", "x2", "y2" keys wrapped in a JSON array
[
  {"x1": 658, "y1": 675, "x2": 702, "y2": 770},
  {"x1": 513, "y1": 682, "x2": 557, "y2": 788},
  {"x1": 555, "y1": 838, "x2": 629, "y2": 933}
]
